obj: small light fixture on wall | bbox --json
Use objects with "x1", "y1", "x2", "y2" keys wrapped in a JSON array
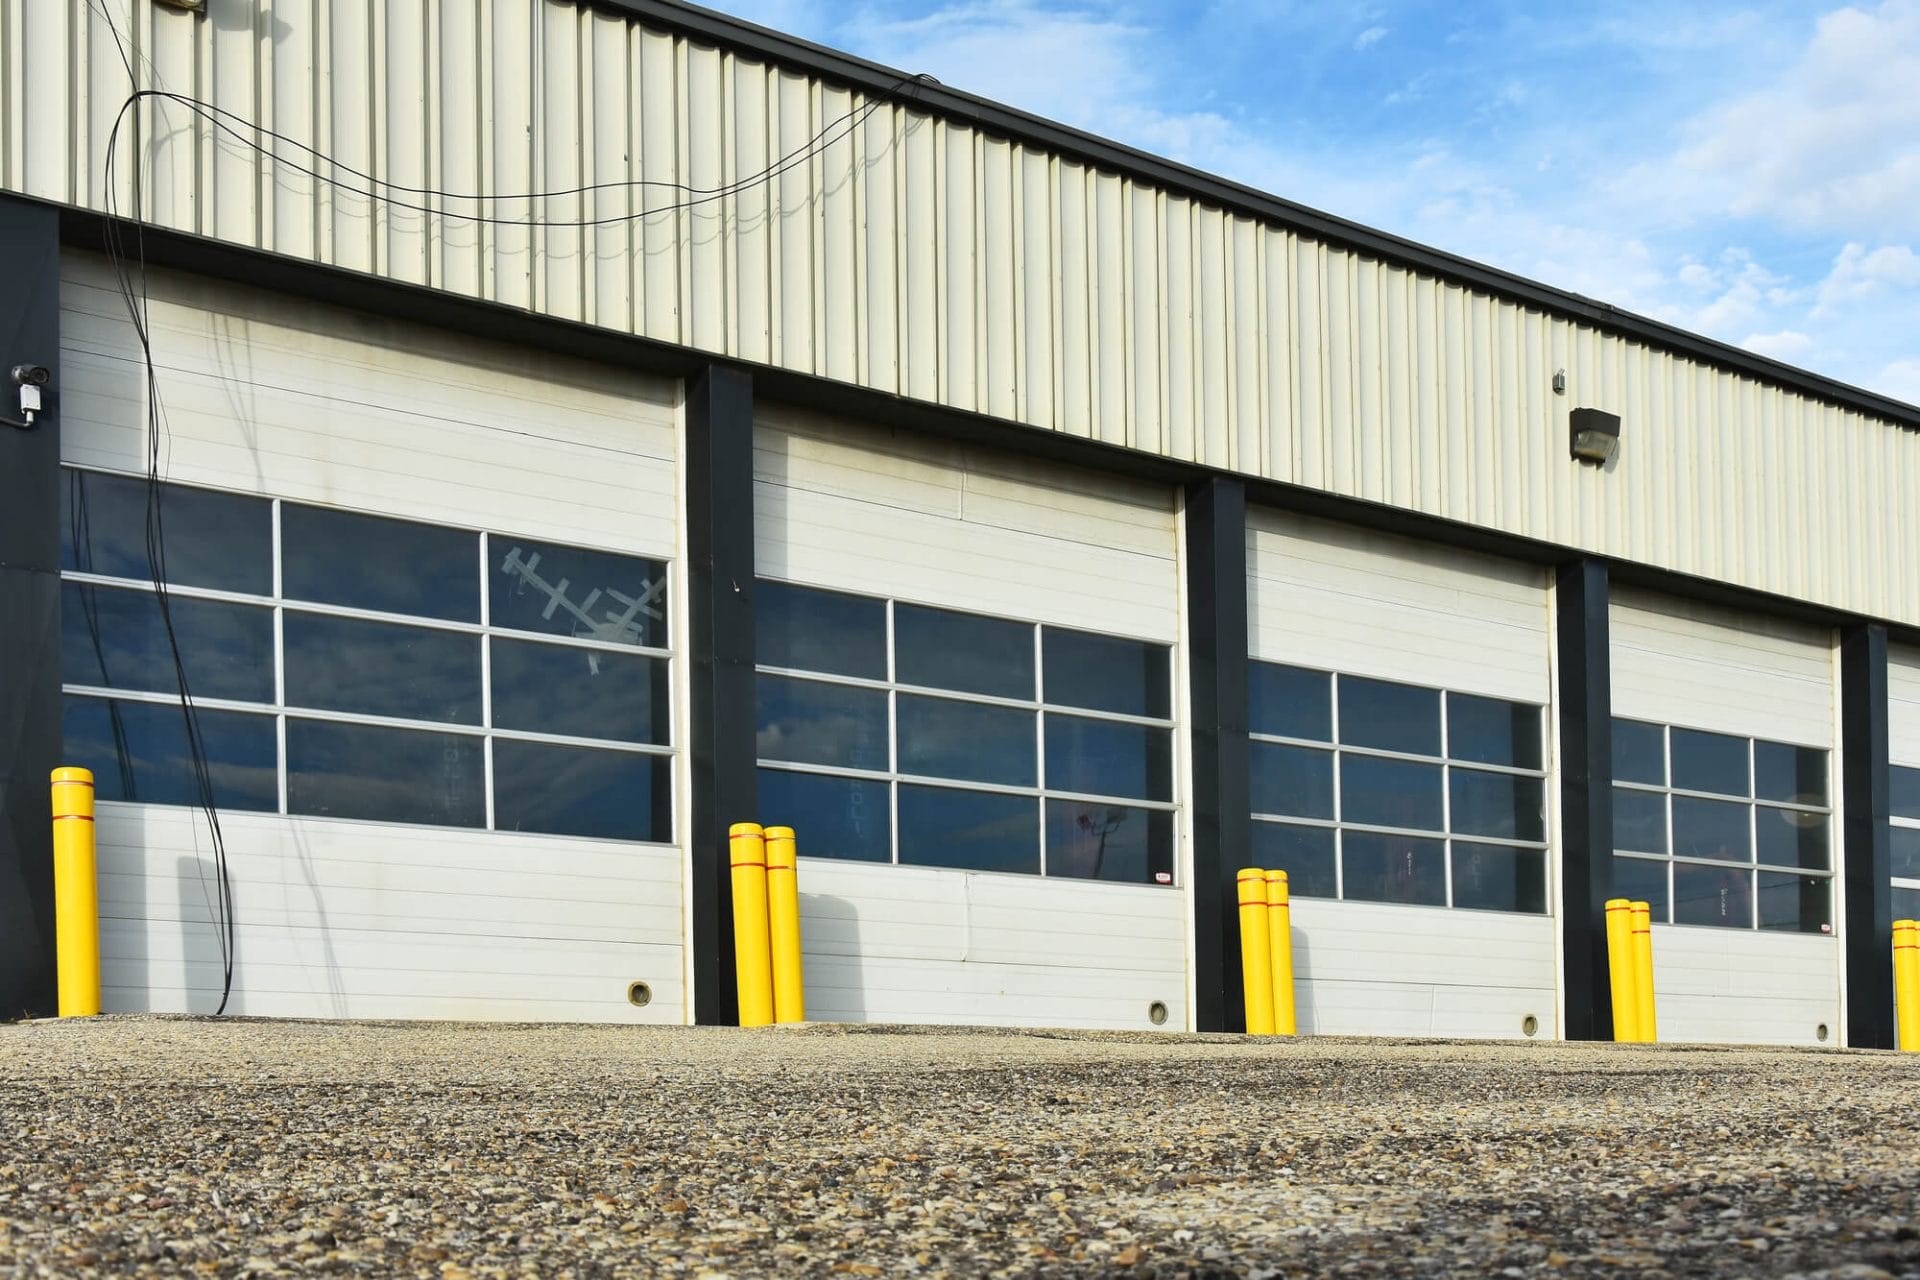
[{"x1": 1569, "y1": 407, "x2": 1620, "y2": 465}]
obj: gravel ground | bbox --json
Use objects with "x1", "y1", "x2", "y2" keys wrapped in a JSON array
[{"x1": 2, "y1": 1018, "x2": 1918, "y2": 1278}]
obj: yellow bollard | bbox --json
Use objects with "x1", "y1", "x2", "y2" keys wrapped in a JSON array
[
  {"x1": 1895, "y1": 919, "x2": 1920, "y2": 1053},
  {"x1": 1265, "y1": 869, "x2": 1297, "y2": 1036},
  {"x1": 1236, "y1": 867, "x2": 1276, "y2": 1035},
  {"x1": 1604, "y1": 897, "x2": 1638, "y2": 1042},
  {"x1": 728, "y1": 823, "x2": 775, "y2": 1028},
  {"x1": 1631, "y1": 900, "x2": 1658, "y2": 1044},
  {"x1": 764, "y1": 825, "x2": 806, "y2": 1025},
  {"x1": 51, "y1": 767, "x2": 101, "y2": 1018}
]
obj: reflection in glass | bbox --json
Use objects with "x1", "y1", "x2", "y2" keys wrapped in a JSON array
[
  {"x1": 1612, "y1": 854, "x2": 1669, "y2": 921},
  {"x1": 492, "y1": 741, "x2": 670, "y2": 841},
  {"x1": 284, "y1": 613, "x2": 481, "y2": 724},
  {"x1": 756, "y1": 580, "x2": 886, "y2": 679},
  {"x1": 1756, "y1": 871, "x2": 1830, "y2": 934},
  {"x1": 282, "y1": 504, "x2": 479, "y2": 621},
  {"x1": 1447, "y1": 693, "x2": 1542, "y2": 769},
  {"x1": 1610, "y1": 719, "x2": 1666, "y2": 786},
  {"x1": 1670, "y1": 727, "x2": 1749, "y2": 797},
  {"x1": 1338, "y1": 675, "x2": 1441, "y2": 757},
  {"x1": 1339, "y1": 755, "x2": 1444, "y2": 832},
  {"x1": 897, "y1": 785, "x2": 1039, "y2": 874},
  {"x1": 491, "y1": 538, "x2": 667, "y2": 648},
  {"x1": 1753, "y1": 740, "x2": 1827, "y2": 807},
  {"x1": 897, "y1": 695, "x2": 1034, "y2": 786},
  {"x1": 490, "y1": 638, "x2": 670, "y2": 744},
  {"x1": 755, "y1": 675, "x2": 888, "y2": 771},
  {"x1": 62, "y1": 696, "x2": 278, "y2": 812},
  {"x1": 756, "y1": 769, "x2": 890, "y2": 861},
  {"x1": 1451, "y1": 843, "x2": 1547, "y2": 914},
  {"x1": 286, "y1": 720, "x2": 484, "y2": 827},
  {"x1": 1341, "y1": 831, "x2": 1446, "y2": 906},
  {"x1": 1045, "y1": 800, "x2": 1173, "y2": 884},
  {"x1": 1248, "y1": 662, "x2": 1332, "y2": 743},
  {"x1": 1755, "y1": 807, "x2": 1829, "y2": 871},
  {"x1": 1250, "y1": 821, "x2": 1337, "y2": 899},
  {"x1": 1895, "y1": 884, "x2": 1920, "y2": 922},
  {"x1": 1888, "y1": 765, "x2": 1920, "y2": 821},
  {"x1": 1041, "y1": 628, "x2": 1170, "y2": 718},
  {"x1": 1673, "y1": 861, "x2": 1754, "y2": 928},
  {"x1": 62, "y1": 469, "x2": 272, "y2": 594},
  {"x1": 1612, "y1": 787, "x2": 1667, "y2": 854},
  {"x1": 895, "y1": 604, "x2": 1032, "y2": 699},
  {"x1": 1250, "y1": 743, "x2": 1334, "y2": 820},
  {"x1": 1449, "y1": 769, "x2": 1546, "y2": 842},
  {"x1": 62, "y1": 583, "x2": 274, "y2": 703},
  {"x1": 1891, "y1": 827, "x2": 1920, "y2": 881},
  {"x1": 1671, "y1": 795, "x2": 1751, "y2": 862},
  {"x1": 1044, "y1": 716, "x2": 1172, "y2": 802}
]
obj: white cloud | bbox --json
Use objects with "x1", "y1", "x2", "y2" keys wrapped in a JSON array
[
  {"x1": 1875, "y1": 358, "x2": 1920, "y2": 405},
  {"x1": 1814, "y1": 242, "x2": 1920, "y2": 314},
  {"x1": 1353, "y1": 25, "x2": 1389, "y2": 50},
  {"x1": 1741, "y1": 330, "x2": 1816, "y2": 360}
]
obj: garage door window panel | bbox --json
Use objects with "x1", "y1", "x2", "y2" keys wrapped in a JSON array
[
  {"x1": 61, "y1": 696, "x2": 278, "y2": 813},
  {"x1": 62, "y1": 467, "x2": 272, "y2": 594},
  {"x1": 897, "y1": 784, "x2": 1040, "y2": 875},
  {"x1": 283, "y1": 613, "x2": 482, "y2": 725},
  {"x1": 895, "y1": 604, "x2": 1033, "y2": 699},
  {"x1": 286, "y1": 720, "x2": 486, "y2": 828},
  {"x1": 282, "y1": 504, "x2": 479, "y2": 623},
  {"x1": 1895, "y1": 766, "x2": 1920, "y2": 925},
  {"x1": 1248, "y1": 822, "x2": 1338, "y2": 899},
  {"x1": 896, "y1": 695, "x2": 1034, "y2": 787},
  {"x1": 757, "y1": 580, "x2": 886, "y2": 680},
  {"x1": 755, "y1": 768, "x2": 892, "y2": 862},
  {"x1": 62, "y1": 582, "x2": 274, "y2": 704}
]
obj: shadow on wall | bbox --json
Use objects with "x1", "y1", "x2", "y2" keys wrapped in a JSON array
[
  {"x1": 799, "y1": 892, "x2": 862, "y2": 1021},
  {"x1": 1288, "y1": 922, "x2": 1315, "y2": 1035},
  {"x1": 174, "y1": 854, "x2": 229, "y2": 1014}
]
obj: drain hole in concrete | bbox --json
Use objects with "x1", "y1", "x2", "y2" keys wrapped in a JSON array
[
  {"x1": 628, "y1": 981, "x2": 652, "y2": 1008},
  {"x1": 1147, "y1": 1001, "x2": 1169, "y2": 1026}
]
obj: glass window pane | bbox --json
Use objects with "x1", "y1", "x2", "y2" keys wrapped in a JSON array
[
  {"x1": 491, "y1": 538, "x2": 667, "y2": 648},
  {"x1": 1451, "y1": 843, "x2": 1547, "y2": 914},
  {"x1": 755, "y1": 675, "x2": 888, "y2": 771},
  {"x1": 1250, "y1": 743, "x2": 1334, "y2": 820},
  {"x1": 282, "y1": 505, "x2": 478, "y2": 622},
  {"x1": 1447, "y1": 694, "x2": 1542, "y2": 769},
  {"x1": 1890, "y1": 766, "x2": 1920, "y2": 822},
  {"x1": 63, "y1": 583, "x2": 274, "y2": 704},
  {"x1": 895, "y1": 604, "x2": 1032, "y2": 699},
  {"x1": 1670, "y1": 728, "x2": 1749, "y2": 797},
  {"x1": 1891, "y1": 827, "x2": 1920, "y2": 881},
  {"x1": 1249, "y1": 663, "x2": 1332, "y2": 743},
  {"x1": 1249, "y1": 822, "x2": 1337, "y2": 899},
  {"x1": 756, "y1": 769, "x2": 890, "y2": 862},
  {"x1": 1041, "y1": 629, "x2": 1170, "y2": 718},
  {"x1": 1611, "y1": 719, "x2": 1666, "y2": 786},
  {"x1": 490, "y1": 638, "x2": 670, "y2": 744},
  {"x1": 286, "y1": 720, "x2": 484, "y2": 827},
  {"x1": 1673, "y1": 862, "x2": 1754, "y2": 929},
  {"x1": 755, "y1": 580, "x2": 886, "y2": 679},
  {"x1": 1753, "y1": 740, "x2": 1827, "y2": 807},
  {"x1": 1894, "y1": 884, "x2": 1920, "y2": 922},
  {"x1": 284, "y1": 613, "x2": 481, "y2": 725},
  {"x1": 897, "y1": 784, "x2": 1038, "y2": 875},
  {"x1": 1612, "y1": 855, "x2": 1670, "y2": 922},
  {"x1": 897, "y1": 695, "x2": 1034, "y2": 787},
  {"x1": 1671, "y1": 795, "x2": 1751, "y2": 862},
  {"x1": 1449, "y1": 769, "x2": 1546, "y2": 842},
  {"x1": 1341, "y1": 831, "x2": 1447, "y2": 907},
  {"x1": 62, "y1": 469, "x2": 272, "y2": 595},
  {"x1": 62, "y1": 696, "x2": 277, "y2": 812},
  {"x1": 492, "y1": 741, "x2": 670, "y2": 842},
  {"x1": 1612, "y1": 787, "x2": 1668, "y2": 855},
  {"x1": 1756, "y1": 871, "x2": 1832, "y2": 935},
  {"x1": 1046, "y1": 800, "x2": 1174, "y2": 885},
  {"x1": 1756, "y1": 807, "x2": 1829, "y2": 871},
  {"x1": 1339, "y1": 755, "x2": 1444, "y2": 832},
  {"x1": 1044, "y1": 715, "x2": 1172, "y2": 802},
  {"x1": 1338, "y1": 676, "x2": 1441, "y2": 757}
]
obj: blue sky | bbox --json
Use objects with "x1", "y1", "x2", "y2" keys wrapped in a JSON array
[{"x1": 706, "y1": 0, "x2": 1920, "y2": 406}]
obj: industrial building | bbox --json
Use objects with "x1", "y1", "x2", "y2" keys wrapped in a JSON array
[{"x1": 1, "y1": 0, "x2": 1915, "y2": 1045}]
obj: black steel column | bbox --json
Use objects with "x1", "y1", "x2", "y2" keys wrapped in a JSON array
[
  {"x1": 1185, "y1": 477, "x2": 1251, "y2": 1032},
  {"x1": 1841, "y1": 624, "x2": 1893, "y2": 1048},
  {"x1": 685, "y1": 366, "x2": 757, "y2": 1026},
  {"x1": 0, "y1": 196, "x2": 62, "y2": 1019},
  {"x1": 1556, "y1": 560, "x2": 1614, "y2": 1041}
]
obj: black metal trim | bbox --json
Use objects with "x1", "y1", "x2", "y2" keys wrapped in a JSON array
[
  {"x1": 1556, "y1": 560, "x2": 1614, "y2": 1042},
  {"x1": 1841, "y1": 624, "x2": 1893, "y2": 1049},
  {"x1": 1184, "y1": 477, "x2": 1250, "y2": 1033}
]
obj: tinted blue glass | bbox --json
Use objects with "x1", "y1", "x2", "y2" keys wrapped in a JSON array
[
  {"x1": 1757, "y1": 871, "x2": 1830, "y2": 934},
  {"x1": 1249, "y1": 742, "x2": 1334, "y2": 819},
  {"x1": 62, "y1": 583, "x2": 274, "y2": 703},
  {"x1": 1046, "y1": 800, "x2": 1174, "y2": 884},
  {"x1": 1341, "y1": 831, "x2": 1446, "y2": 907},
  {"x1": 493, "y1": 741, "x2": 670, "y2": 841},
  {"x1": 1671, "y1": 796, "x2": 1750, "y2": 862},
  {"x1": 1041, "y1": 629, "x2": 1170, "y2": 718},
  {"x1": 1249, "y1": 821, "x2": 1337, "y2": 899},
  {"x1": 286, "y1": 720, "x2": 484, "y2": 827},
  {"x1": 1611, "y1": 719, "x2": 1666, "y2": 786},
  {"x1": 1044, "y1": 715, "x2": 1172, "y2": 802},
  {"x1": 1895, "y1": 767, "x2": 1920, "y2": 822},
  {"x1": 1451, "y1": 844, "x2": 1547, "y2": 913},
  {"x1": 897, "y1": 785, "x2": 1039, "y2": 874},
  {"x1": 1449, "y1": 769, "x2": 1545, "y2": 842},
  {"x1": 1890, "y1": 827, "x2": 1920, "y2": 880},
  {"x1": 284, "y1": 613, "x2": 481, "y2": 724},
  {"x1": 1895, "y1": 884, "x2": 1920, "y2": 921},
  {"x1": 1673, "y1": 862, "x2": 1753, "y2": 928},
  {"x1": 1670, "y1": 728, "x2": 1749, "y2": 797},
  {"x1": 62, "y1": 696, "x2": 277, "y2": 812},
  {"x1": 62, "y1": 469, "x2": 272, "y2": 594},
  {"x1": 1754, "y1": 741, "x2": 1826, "y2": 806},
  {"x1": 895, "y1": 604, "x2": 1032, "y2": 699},
  {"x1": 1612, "y1": 855, "x2": 1670, "y2": 920},
  {"x1": 755, "y1": 675, "x2": 888, "y2": 770},
  {"x1": 1339, "y1": 755, "x2": 1443, "y2": 831},
  {"x1": 1447, "y1": 693, "x2": 1542, "y2": 769},
  {"x1": 1248, "y1": 663, "x2": 1332, "y2": 742},
  {"x1": 1338, "y1": 676, "x2": 1440, "y2": 756},
  {"x1": 490, "y1": 638, "x2": 669, "y2": 744},
  {"x1": 756, "y1": 769, "x2": 891, "y2": 862},
  {"x1": 756, "y1": 580, "x2": 886, "y2": 679},
  {"x1": 897, "y1": 695, "x2": 1034, "y2": 786},
  {"x1": 491, "y1": 538, "x2": 666, "y2": 648},
  {"x1": 282, "y1": 504, "x2": 478, "y2": 622},
  {"x1": 1612, "y1": 787, "x2": 1667, "y2": 854},
  {"x1": 1756, "y1": 806, "x2": 1828, "y2": 870}
]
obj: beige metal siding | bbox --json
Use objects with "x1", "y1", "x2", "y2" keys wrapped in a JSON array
[{"x1": 9, "y1": 0, "x2": 1917, "y2": 624}]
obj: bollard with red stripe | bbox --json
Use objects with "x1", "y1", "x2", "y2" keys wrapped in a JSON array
[
  {"x1": 729, "y1": 823, "x2": 775, "y2": 1027},
  {"x1": 51, "y1": 767, "x2": 101, "y2": 1017}
]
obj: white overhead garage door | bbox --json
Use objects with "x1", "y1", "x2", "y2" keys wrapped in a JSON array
[
  {"x1": 58, "y1": 253, "x2": 686, "y2": 1023},
  {"x1": 1610, "y1": 589, "x2": 1839, "y2": 1045},
  {"x1": 753, "y1": 407, "x2": 1187, "y2": 1030},
  {"x1": 1245, "y1": 510, "x2": 1557, "y2": 1039}
]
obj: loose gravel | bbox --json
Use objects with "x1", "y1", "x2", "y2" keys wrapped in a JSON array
[{"x1": 1, "y1": 1017, "x2": 1917, "y2": 1278}]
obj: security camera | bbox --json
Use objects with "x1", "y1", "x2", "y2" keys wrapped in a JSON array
[{"x1": 11, "y1": 364, "x2": 50, "y2": 387}]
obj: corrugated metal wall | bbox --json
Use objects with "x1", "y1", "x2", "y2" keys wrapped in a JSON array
[{"x1": 5, "y1": 0, "x2": 1916, "y2": 625}]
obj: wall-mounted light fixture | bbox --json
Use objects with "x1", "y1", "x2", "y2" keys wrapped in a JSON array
[{"x1": 1569, "y1": 407, "x2": 1620, "y2": 465}]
